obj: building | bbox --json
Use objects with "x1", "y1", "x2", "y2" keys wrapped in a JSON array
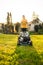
[{"x1": 28, "y1": 12, "x2": 42, "y2": 31}]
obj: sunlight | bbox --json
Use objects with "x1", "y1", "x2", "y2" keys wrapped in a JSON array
[{"x1": 0, "y1": 0, "x2": 43, "y2": 23}]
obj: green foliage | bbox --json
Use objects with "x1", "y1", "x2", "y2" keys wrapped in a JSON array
[
  {"x1": 34, "y1": 25, "x2": 39, "y2": 32},
  {"x1": 15, "y1": 22, "x2": 20, "y2": 33}
]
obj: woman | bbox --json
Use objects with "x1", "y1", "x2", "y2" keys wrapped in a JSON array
[{"x1": 21, "y1": 15, "x2": 28, "y2": 32}]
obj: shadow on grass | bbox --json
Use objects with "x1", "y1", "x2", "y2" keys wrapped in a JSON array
[{"x1": 13, "y1": 45, "x2": 43, "y2": 65}]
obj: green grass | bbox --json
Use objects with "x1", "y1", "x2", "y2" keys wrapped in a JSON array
[{"x1": 0, "y1": 34, "x2": 43, "y2": 65}]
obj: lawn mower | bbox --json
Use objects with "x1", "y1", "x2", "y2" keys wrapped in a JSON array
[{"x1": 17, "y1": 31, "x2": 32, "y2": 46}]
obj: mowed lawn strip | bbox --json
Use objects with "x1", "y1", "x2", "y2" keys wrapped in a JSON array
[
  {"x1": 15, "y1": 35, "x2": 43, "y2": 65},
  {"x1": 0, "y1": 34, "x2": 43, "y2": 65}
]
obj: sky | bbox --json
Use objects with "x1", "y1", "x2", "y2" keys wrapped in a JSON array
[{"x1": 0, "y1": 0, "x2": 43, "y2": 23}]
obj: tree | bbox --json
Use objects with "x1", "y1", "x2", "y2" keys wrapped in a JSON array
[
  {"x1": 38, "y1": 24, "x2": 42, "y2": 29},
  {"x1": 34, "y1": 25, "x2": 39, "y2": 32},
  {"x1": 2, "y1": 24, "x2": 5, "y2": 33},
  {"x1": 15, "y1": 22, "x2": 20, "y2": 33},
  {"x1": 41, "y1": 23, "x2": 43, "y2": 33},
  {"x1": 10, "y1": 25, "x2": 14, "y2": 34}
]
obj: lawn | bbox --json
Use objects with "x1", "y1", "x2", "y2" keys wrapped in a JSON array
[{"x1": 0, "y1": 34, "x2": 43, "y2": 65}]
